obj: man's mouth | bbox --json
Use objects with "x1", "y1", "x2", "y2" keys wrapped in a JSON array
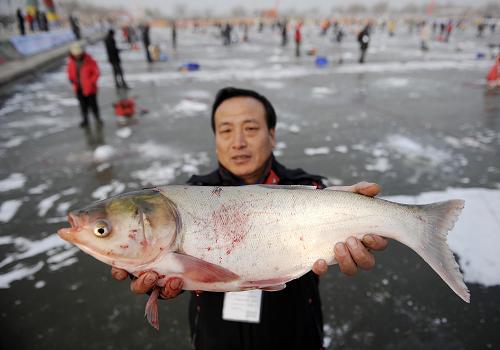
[{"x1": 231, "y1": 155, "x2": 251, "y2": 164}]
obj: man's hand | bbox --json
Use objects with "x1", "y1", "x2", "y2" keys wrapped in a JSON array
[
  {"x1": 312, "y1": 182, "x2": 389, "y2": 277},
  {"x1": 111, "y1": 267, "x2": 184, "y2": 299}
]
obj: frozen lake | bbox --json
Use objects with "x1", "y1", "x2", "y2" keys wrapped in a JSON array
[{"x1": 1, "y1": 24, "x2": 500, "y2": 349}]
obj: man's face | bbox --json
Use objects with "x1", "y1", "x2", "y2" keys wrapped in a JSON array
[{"x1": 214, "y1": 96, "x2": 276, "y2": 184}]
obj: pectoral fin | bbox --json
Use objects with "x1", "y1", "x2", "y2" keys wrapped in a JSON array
[
  {"x1": 261, "y1": 284, "x2": 286, "y2": 292},
  {"x1": 145, "y1": 287, "x2": 160, "y2": 330},
  {"x1": 172, "y1": 253, "x2": 240, "y2": 283}
]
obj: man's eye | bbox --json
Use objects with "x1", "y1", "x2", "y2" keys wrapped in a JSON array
[
  {"x1": 220, "y1": 129, "x2": 231, "y2": 134},
  {"x1": 246, "y1": 127, "x2": 259, "y2": 131}
]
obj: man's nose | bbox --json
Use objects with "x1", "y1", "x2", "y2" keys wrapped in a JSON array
[{"x1": 232, "y1": 130, "x2": 247, "y2": 149}]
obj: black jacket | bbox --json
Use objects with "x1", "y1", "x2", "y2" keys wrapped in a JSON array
[
  {"x1": 104, "y1": 34, "x2": 120, "y2": 63},
  {"x1": 187, "y1": 158, "x2": 325, "y2": 350}
]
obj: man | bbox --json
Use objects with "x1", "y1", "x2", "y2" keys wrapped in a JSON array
[
  {"x1": 357, "y1": 24, "x2": 371, "y2": 64},
  {"x1": 112, "y1": 87, "x2": 387, "y2": 349},
  {"x1": 104, "y1": 29, "x2": 129, "y2": 89},
  {"x1": 281, "y1": 18, "x2": 288, "y2": 47},
  {"x1": 172, "y1": 21, "x2": 177, "y2": 50},
  {"x1": 69, "y1": 15, "x2": 81, "y2": 40},
  {"x1": 294, "y1": 21, "x2": 302, "y2": 57},
  {"x1": 16, "y1": 8, "x2": 25, "y2": 36},
  {"x1": 140, "y1": 23, "x2": 152, "y2": 63},
  {"x1": 67, "y1": 42, "x2": 102, "y2": 127}
]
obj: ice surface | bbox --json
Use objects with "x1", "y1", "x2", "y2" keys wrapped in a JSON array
[
  {"x1": 304, "y1": 147, "x2": 330, "y2": 156},
  {"x1": 93, "y1": 145, "x2": 116, "y2": 163},
  {"x1": 257, "y1": 81, "x2": 286, "y2": 89},
  {"x1": 365, "y1": 157, "x2": 392, "y2": 172},
  {"x1": 37, "y1": 194, "x2": 61, "y2": 217},
  {"x1": 0, "y1": 173, "x2": 27, "y2": 192},
  {"x1": 334, "y1": 145, "x2": 348, "y2": 154},
  {"x1": 131, "y1": 162, "x2": 176, "y2": 186},
  {"x1": 115, "y1": 127, "x2": 132, "y2": 138},
  {"x1": 92, "y1": 181, "x2": 126, "y2": 200},
  {"x1": 1, "y1": 136, "x2": 27, "y2": 148},
  {"x1": 0, "y1": 262, "x2": 44, "y2": 288},
  {"x1": 172, "y1": 99, "x2": 208, "y2": 117},
  {"x1": 0, "y1": 200, "x2": 23, "y2": 222}
]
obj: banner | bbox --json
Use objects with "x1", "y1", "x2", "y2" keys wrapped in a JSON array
[{"x1": 9, "y1": 30, "x2": 76, "y2": 56}]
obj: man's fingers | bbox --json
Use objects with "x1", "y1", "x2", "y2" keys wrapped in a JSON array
[
  {"x1": 111, "y1": 267, "x2": 129, "y2": 281},
  {"x1": 353, "y1": 182, "x2": 380, "y2": 197},
  {"x1": 312, "y1": 259, "x2": 329, "y2": 276},
  {"x1": 160, "y1": 278, "x2": 184, "y2": 299},
  {"x1": 362, "y1": 234, "x2": 389, "y2": 251},
  {"x1": 346, "y1": 237, "x2": 375, "y2": 270},
  {"x1": 329, "y1": 182, "x2": 380, "y2": 197},
  {"x1": 335, "y1": 242, "x2": 357, "y2": 276},
  {"x1": 131, "y1": 272, "x2": 157, "y2": 294}
]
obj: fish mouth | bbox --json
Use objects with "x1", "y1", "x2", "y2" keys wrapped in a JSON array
[{"x1": 57, "y1": 212, "x2": 79, "y2": 241}]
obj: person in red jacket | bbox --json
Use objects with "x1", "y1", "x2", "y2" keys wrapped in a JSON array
[
  {"x1": 486, "y1": 54, "x2": 500, "y2": 90},
  {"x1": 294, "y1": 21, "x2": 302, "y2": 57},
  {"x1": 67, "y1": 42, "x2": 102, "y2": 127}
]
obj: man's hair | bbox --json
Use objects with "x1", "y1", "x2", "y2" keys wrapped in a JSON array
[{"x1": 211, "y1": 87, "x2": 277, "y2": 132}]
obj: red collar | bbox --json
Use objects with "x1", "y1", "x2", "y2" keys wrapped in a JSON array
[{"x1": 264, "y1": 169, "x2": 280, "y2": 184}]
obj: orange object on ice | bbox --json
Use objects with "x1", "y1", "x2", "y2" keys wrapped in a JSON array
[
  {"x1": 486, "y1": 55, "x2": 500, "y2": 82},
  {"x1": 114, "y1": 98, "x2": 135, "y2": 117}
]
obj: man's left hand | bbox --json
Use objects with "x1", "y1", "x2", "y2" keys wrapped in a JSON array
[{"x1": 312, "y1": 182, "x2": 389, "y2": 277}]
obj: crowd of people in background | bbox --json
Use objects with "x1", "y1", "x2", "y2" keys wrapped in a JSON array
[
  {"x1": 7, "y1": 7, "x2": 500, "y2": 125},
  {"x1": 15, "y1": 7, "x2": 50, "y2": 35}
]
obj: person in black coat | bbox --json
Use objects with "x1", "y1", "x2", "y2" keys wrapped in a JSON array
[
  {"x1": 16, "y1": 9, "x2": 25, "y2": 36},
  {"x1": 141, "y1": 24, "x2": 152, "y2": 63},
  {"x1": 357, "y1": 24, "x2": 371, "y2": 64},
  {"x1": 104, "y1": 29, "x2": 128, "y2": 89}
]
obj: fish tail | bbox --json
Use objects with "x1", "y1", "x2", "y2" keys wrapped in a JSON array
[{"x1": 416, "y1": 199, "x2": 470, "y2": 303}]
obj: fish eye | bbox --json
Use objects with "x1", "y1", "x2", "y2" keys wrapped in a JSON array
[{"x1": 94, "y1": 220, "x2": 112, "y2": 238}]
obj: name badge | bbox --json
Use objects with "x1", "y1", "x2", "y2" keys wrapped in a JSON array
[{"x1": 222, "y1": 290, "x2": 262, "y2": 323}]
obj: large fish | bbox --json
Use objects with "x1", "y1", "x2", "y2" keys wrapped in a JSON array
[{"x1": 58, "y1": 185, "x2": 469, "y2": 329}]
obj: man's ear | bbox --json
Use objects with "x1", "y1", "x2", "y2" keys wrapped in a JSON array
[{"x1": 269, "y1": 128, "x2": 276, "y2": 148}]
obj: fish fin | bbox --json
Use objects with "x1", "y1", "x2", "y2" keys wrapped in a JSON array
[
  {"x1": 172, "y1": 253, "x2": 240, "y2": 283},
  {"x1": 256, "y1": 185, "x2": 317, "y2": 190},
  {"x1": 414, "y1": 200, "x2": 470, "y2": 303},
  {"x1": 240, "y1": 277, "x2": 291, "y2": 290},
  {"x1": 260, "y1": 284, "x2": 286, "y2": 292},
  {"x1": 145, "y1": 288, "x2": 160, "y2": 330}
]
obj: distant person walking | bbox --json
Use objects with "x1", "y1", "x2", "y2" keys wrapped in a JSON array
[
  {"x1": 294, "y1": 22, "x2": 302, "y2": 57},
  {"x1": 141, "y1": 24, "x2": 152, "y2": 63},
  {"x1": 16, "y1": 9, "x2": 25, "y2": 36},
  {"x1": 104, "y1": 29, "x2": 129, "y2": 89},
  {"x1": 40, "y1": 11, "x2": 49, "y2": 32},
  {"x1": 223, "y1": 23, "x2": 232, "y2": 46},
  {"x1": 281, "y1": 19, "x2": 288, "y2": 46},
  {"x1": 67, "y1": 43, "x2": 102, "y2": 127},
  {"x1": 420, "y1": 21, "x2": 430, "y2": 51},
  {"x1": 69, "y1": 15, "x2": 81, "y2": 40},
  {"x1": 172, "y1": 21, "x2": 177, "y2": 49},
  {"x1": 357, "y1": 24, "x2": 371, "y2": 64},
  {"x1": 444, "y1": 20, "x2": 453, "y2": 42}
]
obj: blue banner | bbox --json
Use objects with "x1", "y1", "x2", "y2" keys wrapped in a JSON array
[{"x1": 9, "y1": 30, "x2": 76, "y2": 56}]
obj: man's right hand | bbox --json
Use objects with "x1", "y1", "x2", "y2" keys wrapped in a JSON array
[{"x1": 111, "y1": 267, "x2": 184, "y2": 299}]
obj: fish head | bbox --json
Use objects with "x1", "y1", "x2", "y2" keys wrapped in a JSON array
[{"x1": 58, "y1": 188, "x2": 180, "y2": 270}]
